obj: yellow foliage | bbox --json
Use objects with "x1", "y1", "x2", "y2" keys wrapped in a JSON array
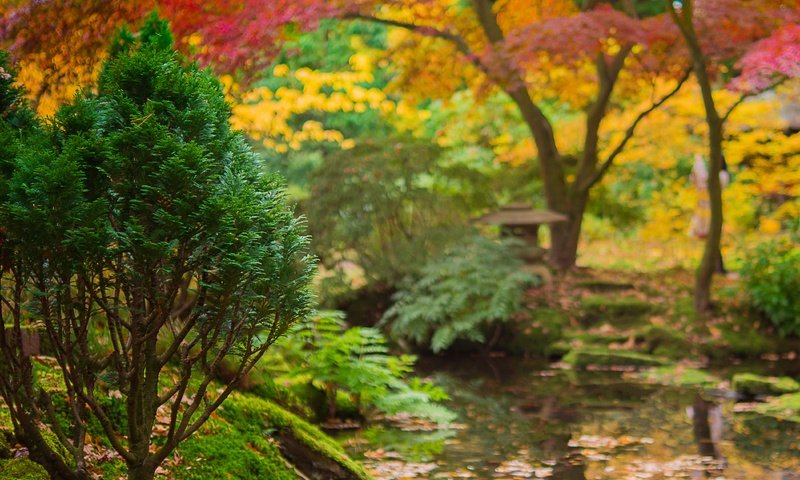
[{"x1": 759, "y1": 217, "x2": 782, "y2": 234}]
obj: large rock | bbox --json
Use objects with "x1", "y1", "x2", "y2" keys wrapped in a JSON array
[
  {"x1": 563, "y1": 346, "x2": 667, "y2": 369},
  {"x1": 175, "y1": 392, "x2": 372, "y2": 480},
  {"x1": 0, "y1": 458, "x2": 49, "y2": 480},
  {"x1": 732, "y1": 373, "x2": 800, "y2": 397},
  {"x1": 753, "y1": 392, "x2": 800, "y2": 423}
]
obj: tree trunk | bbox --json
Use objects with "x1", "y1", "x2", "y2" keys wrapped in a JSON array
[
  {"x1": 695, "y1": 115, "x2": 723, "y2": 312},
  {"x1": 669, "y1": 0, "x2": 725, "y2": 314},
  {"x1": 127, "y1": 462, "x2": 156, "y2": 480},
  {"x1": 549, "y1": 191, "x2": 590, "y2": 269}
]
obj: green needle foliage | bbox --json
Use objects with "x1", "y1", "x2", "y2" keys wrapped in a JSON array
[
  {"x1": 0, "y1": 13, "x2": 312, "y2": 480},
  {"x1": 383, "y1": 236, "x2": 540, "y2": 353}
]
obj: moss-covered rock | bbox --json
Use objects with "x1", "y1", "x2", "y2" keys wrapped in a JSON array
[
  {"x1": 732, "y1": 373, "x2": 800, "y2": 397},
  {"x1": 575, "y1": 280, "x2": 634, "y2": 292},
  {"x1": 549, "y1": 341, "x2": 571, "y2": 358},
  {"x1": 636, "y1": 365, "x2": 718, "y2": 388},
  {"x1": 504, "y1": 308, "x2": 567, "y2": 356},
  {"x1": 752, "y1": 392, "x2": 800, "y2": 423},
  {"x1": 175, "y1": 416, "x2": 297, "y2": 480},
  {"x1": 580, "y1": 296, "x2": 653, "y2": 327},
  {"x1": 635, "y1": 325, "x2": 689, "y2": 358},
  {"x1": 566, "y1": 331, "x2": 630, "y2": 346},
  {"x1": 563, "y1": 346, "x2": 667, "y2": 369},
  {"x1": 0, "y1": 458, "x2": 49, "y2": 480},
  {"x1": 178, "y1": 392, "x2": 371, "y2": 480},
  {"x1": 0, "y1": 434, "x2": 10, "y2": 460}
]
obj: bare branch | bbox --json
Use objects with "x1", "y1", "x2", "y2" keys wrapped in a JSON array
[
  {"x1": 721, "y1": 77, "x2": 787, "y2": 123},
  {"x1": 344, "y1": 13, "x2": 491, "y2": 75},
  {"x1": 581, "y1": 67, "x2": 692, "y2": 191}
]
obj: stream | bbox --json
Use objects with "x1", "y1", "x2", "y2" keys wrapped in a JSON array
[{"x1": 337, "y1": 357, "x2": 800, "y2": 479}]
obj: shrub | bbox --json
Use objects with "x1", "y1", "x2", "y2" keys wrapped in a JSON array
[
  {"x1": 382, "y1": 236, "x2": 539, "y2": 353},
  {"x1": 284, "y1": 311, "x2": 455, "y2": 424},
  {"x1": 307, "y1": 137, "x2": 494, "y2": 295},
  {"x1": 740, "y1": 239, "x2": 800, "y2": 336},
  {"x1": 0, "y1": 15, "x2": 312, "y2": 480}
]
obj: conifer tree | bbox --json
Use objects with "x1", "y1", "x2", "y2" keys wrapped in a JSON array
[{"x1": 0, "y1": 14, "x2": 313, "y2": 480}]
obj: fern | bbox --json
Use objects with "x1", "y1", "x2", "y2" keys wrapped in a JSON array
[
  {"x1": 285, "y1": 311, "x2": 456, "y2": 423},
  {"x1": 383, "y1": 236, "x2": 540, "y2": 353}
]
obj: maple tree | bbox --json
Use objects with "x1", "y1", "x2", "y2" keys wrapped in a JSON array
[
  {"x1": 331, "y1": 0, "x2": 693, "y2": 269},
  {"x1": 2, "y1": 0, "x2": 692, "y2": 268},
  {"x1": 665, "y1": 0, "x2": 799, "y2": 312},
  {"x1": 0, "y1": 0, "x2": 152, "y2": 114}
]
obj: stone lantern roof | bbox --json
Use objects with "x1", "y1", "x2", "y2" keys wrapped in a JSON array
[{"x1": 474, "y1": 203, "x2": 568, "y2": 226}]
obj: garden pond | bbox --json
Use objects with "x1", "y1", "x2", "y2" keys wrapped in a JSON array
[{"x1": 336, "y1": 356, "x2": 800, "y2": 480}]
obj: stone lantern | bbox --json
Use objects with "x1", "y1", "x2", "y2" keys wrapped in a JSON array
[{"x1": 475, "y1": 203, "x2": 568, "y2": 262}]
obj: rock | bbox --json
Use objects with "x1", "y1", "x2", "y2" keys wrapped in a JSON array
[
  {"x1": 636, "y1": 365, "x2": 718, "y2": 387},
  {"x1": 732, "y1": 373, "x2": 800, "y2": 397},
  {"x1": 176, "y1": 392, "x2": 372, "y2": 480},
  {"x1": 0, "y1": 432, "x2": 11, "y2": 460},
  {"x1": 752, "y1": 392, "x2": 800, "y2": 423},
  {"x1": 580, "y1": 296, "x2": 653, "y2": 327},
  {"x1": 0, "y1": 458, "x2": 49, "y2": 480},
  {"x1": 563, "y1": 346, "x2": 667, "y2": 369}
]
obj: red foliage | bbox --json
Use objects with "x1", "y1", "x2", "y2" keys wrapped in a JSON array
[
  {"x1": 689, "y1": 0, "x2": 796, "y2": 61},
  {"x1": 161, "y1": 0, "x2": 338, "y2": 73},
  {"x1": 504, "y1": 5, "x2": 647, "y2": 66},
  {"x1": 731, "y1": 23, "x2": 800, "y2": 91}
]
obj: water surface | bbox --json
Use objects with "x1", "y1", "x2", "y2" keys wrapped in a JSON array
[{"x1": 338, "y1": 357, "x2": 800, "y2": 479}]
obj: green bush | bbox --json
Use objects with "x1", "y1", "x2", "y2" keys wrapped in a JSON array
[
  {"x1": 740, "y1": 240, "x2": 800, "y2": 336},
  {"x1": 0, "y1": 15, "x2": 313, "y2": 480},
  {"x1": 383, "y1": 236, "x2": 539, "y2": 353},
  {"x1": 307, "y1": 137, "x2": 496, "y2": 295},
  {"x1": 283, "y1": 311, "x2": 455, "y2": 424}
]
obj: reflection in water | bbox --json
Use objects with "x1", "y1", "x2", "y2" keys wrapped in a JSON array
[
  {"x1": 688, "y1": 394, "x2": 726, "y2": 478},
  {"x1": 551, "y1": 453, "x2": 587, "y2": 480},
  {"x1": 340, "y1": 357, "x2": 800, "y2": 480}
]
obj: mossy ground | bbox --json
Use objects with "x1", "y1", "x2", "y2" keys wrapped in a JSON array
[
  {"x1": 0, "y1": 458, "x2": 48, "y2": 480},
  {"x1": 732, "y1": 373, "x2": 800, "y2": 397},
  {"x1": 562, "y1": 346, "x2": 667, "y2": 368},
  {"x1": 636, "y1": 365, "x2": 719, "y2": 388},
  {"x1": 2, "y1": 357, "x2": 372, "y2": 480},
  {"x1": 752, "y1": 392, "x2": 800, "y2": 423},
  {"x1": 514, "y1": 267, "x2": 798, "y2": 364}
]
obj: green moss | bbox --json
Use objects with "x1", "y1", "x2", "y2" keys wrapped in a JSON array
[
  {"x1": 0, "y1": 434, "x2": 10, "y2": 460},
  {"x1": 97, "y1": 457, "x2": 127, "y2": 480},
  {"x1": 719, "y1": 326, "x2": 776, "y2": 358},
  {"x1": 732, "y1": 373, "x2": 800, "y2": 397},
  {"x1": 566, "y1": 331, "x2": 630, "y2": 346},
  {"x1": 580, "y1": 296, "x2": 653, "y2": 327},
  {"x1": 637, "y1": 366, "x2": 718, "y2": 387},
  {"x1": 288, "y1": 382, "x2": 328, "y2": 423},
  {"x1": 218, "y1": 393, "x2": 371, "y2": 480},
  {"x1": 0, "y1": 408, "x2": 11, "y2": 459},
  {"x1": 635, "y1": 325, "x2": 689, "y2": 359},
  {"x1": 563, "y1": 346, "x2": 667, "y2": 369},
  {"x1": 753, "y1": 392, "x2": 800, "y2": 423},
  {"x1": 549, "y1": 341, "x2": 572, "y2": 358},
  {"x1": 335, "y1": 390, "x2": 363, "y2": 421},
  {"x1": 175, "y1": 416, "x2": 296, "y2": 480},
  {"x1": 0, "y1": 458, "x2": 48, "y2": 480},
  {"x1": 38, "y1": 427, "x2": 74, "y2": 469},
  {"x1": 505, "y1": 308, "x2": 567, "y2": 356},
  {"x1": 575, "y1": 280, "x2": 634, "y2": 292}
]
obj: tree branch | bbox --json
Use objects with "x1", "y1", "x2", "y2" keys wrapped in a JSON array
[
  {"x1": 581, "y1": 67, "x2": 692, "y2": 191},
  {"x1": 344, "y1": 13, "x2": 489, "y2": 74},
  {"x1": 721, "y1": 77, "x2": 787, "y2": 123}
]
